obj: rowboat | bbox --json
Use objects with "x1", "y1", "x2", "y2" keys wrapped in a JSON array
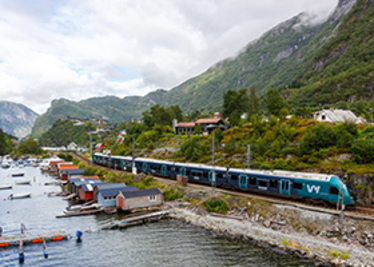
[
  {"x1": 63, "y1": 203, "x2": 102, "y2": 215},
  {"x1": 0, "y1": 184, "x2": 12, "y2": 190},
  {"x1": 11, "y1": 173, "x2": 24, "y2": 177},
  {"x1": 15, "y1": 179, "x2": 31, "y2": 185},
  {"x1": 8, "y1": 192, "x2": 31, "y2": 199}
]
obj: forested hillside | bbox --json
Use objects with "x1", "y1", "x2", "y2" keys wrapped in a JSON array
[{"x1": 288, "y1": 0, "x2": 374, "y2": 107}]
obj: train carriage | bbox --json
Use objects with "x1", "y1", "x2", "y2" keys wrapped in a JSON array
[{"x1": 93, "y1": 152, "x2": 357, "y2": 206}]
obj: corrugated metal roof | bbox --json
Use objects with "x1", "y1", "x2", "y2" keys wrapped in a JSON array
[
  {"x1": 80, "y1": 182, "x2": 103, "y2": 192},
  {"x1": 70, "y1": 178, "x2": 101, "y2": 185},
  {"x1": 177, "y1": 122, "x2": 195, "y2": 127},
  {"x1": 66, "y1": 169, "x2": 84, "y2": 174},
  {"x1": 94, "y1": 183, "x2": 125, "y2": 190},
  {"x1": 195, "y1": 118, "x2": 222, "y2": 124},
  {"x1": 119, "y1": 188, "x2": 162, "y2": 199},
  {"x1": 317, "y1": 109, "x2": 358, "y2": 122},
  {"x1": 100, "y1": 186, "x2": 137, "y2": 197}
]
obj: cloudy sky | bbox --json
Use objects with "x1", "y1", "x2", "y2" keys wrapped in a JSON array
[{"x1": 0, "y1": 0, "x2": 338, "y2": 114}]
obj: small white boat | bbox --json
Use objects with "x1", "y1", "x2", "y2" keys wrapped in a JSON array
[
  {"x1": 64, "y1": 203, "x2": 102, "y2": 214},
  {"x1": 11, "y1": 173, "x2": 25, "y2": 177},
  {"x1": 8, "y1": 192, "x2": 32, "y2": 199},
  {"x1": 15, "y1": 179, "x2": 31, "y2": 185},
  {"x1": 0, "y1": 184, "x2": 12, "y2": 190}
]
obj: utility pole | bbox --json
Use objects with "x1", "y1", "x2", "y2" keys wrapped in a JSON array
[
  {"x1": 370, "y1": 108, "x2": 373, "y2": 124},
  {"x1": 132, "y1": 137, "x2": 136, "y2": 175},
  {"x1": 89, "y1": 133, "x2": 92, "y2": 162},
  {"x1": 247, "y1": 144, "x2": 251, "y2": 168},
  {"x1": 212, "y1": 136, "x2": 216, "y2": 189}
]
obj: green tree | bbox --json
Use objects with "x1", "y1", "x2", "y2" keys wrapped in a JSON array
[
  {"x1": 0, "y1": 129, "x2": 13, "y2": 156},
  {"x1": 299, "y1": 124, "x2": 337, "y2": 155},
  {"x1": 352, "y1": 139, "x2": 374, "y2": 164},
  {"x1": 17, "y1": 138, "x2": 42, "y2": 155},
  {"x1": 194, "y1": 123, "x2": 202, "y2": 135},
  {"x1": 264, "y1": 89, "x2": 288, "y2": 116},
  {"x1": 222, "y1": 88, "x2": 248, "y2": 126},
  {"x1": 247, "y1": 86, "x2": 260, "y2": 119}
]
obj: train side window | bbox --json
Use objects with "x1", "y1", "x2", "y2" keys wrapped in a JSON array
[
  {"x1": 249, "y1": 177, "x2": 257, "y2": 186},
  {"x1": 186, "y1": 169, "x2": 191, "y2": 175},
  {"x1": 293, "y1": 182, "x2": 303, "y2": 190},
  {"x1": 269, "y1": 179, "x2": 278, "y2": 189},
  {"x1": 217, "y1": 173, "x2": 223, "y2": 179},
  {"x1": 167, "y1": 167, "x2": 171, "y2": 171},
  {"x1": 330, "y1": 187, "x2": 339, "y2": 195},
  {"x1": 158, "y1": 165, "x2": 162, "y2": 171},
  {"x1": 175, "y1": 168, "x2": 180, "y2": 173},
  {"x1": 203, "y1": 171, "x2": 209, "y2": 178},
  {"x1": 258, "y1": 180, "x2": 267, "y2": 187},
  {"x1": 231, "y1": 175, "x2": 238, "y2": 181}
]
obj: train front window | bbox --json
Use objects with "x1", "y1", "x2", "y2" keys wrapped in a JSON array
[{"x1": 330, "y1": 186, "x2": 339, "y2": 195}]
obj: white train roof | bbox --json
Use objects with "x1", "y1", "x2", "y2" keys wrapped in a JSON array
[
  {"x1": 174, "y1": 162, "x2": 227, "y2": 172},
  {"x1": 135, "y1": 157, "x2": 175, "y2": 165},
  {"x1": 229, "y1": 168, "x2": 334, "y2": 181}
]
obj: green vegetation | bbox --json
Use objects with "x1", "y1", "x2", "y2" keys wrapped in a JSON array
[
  {"x1": 204, "y1": 197, "x2": 229, "y2": 214},
  {"x1": 163, "y1": 186, "x2": 184, "y2": 201},
  {"x1": 17, "y1": 138, "x2": 41, "y2": 155},
  {"x1": 0, "y1": 129, "x2": 15, "y2": 156}
]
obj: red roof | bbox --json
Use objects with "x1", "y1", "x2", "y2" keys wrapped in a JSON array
[
  {"x1": 177, "y1": 122, "x2": 195, "y2": 127},
  {"x1": 195, "y1": 118, "x2": 222, "y2": 124}
]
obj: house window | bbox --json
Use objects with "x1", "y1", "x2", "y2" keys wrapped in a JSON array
[
  {"x1": 293, "y1": 182, "x2": 303, "y2": 190},
  {"x1": 321, "y1": 115, "x2": 326, "y2": 120},
  {"x1": 149, "y1": 195, "x2": 156, "y2": 202}
]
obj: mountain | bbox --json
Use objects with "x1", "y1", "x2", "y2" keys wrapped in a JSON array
[
  {"x1": 0, "y1": 101, "x2": 39, "y2": 138},
  {"x1": 32, "y1": 0, "x2": 360, "y2": 136},
  {"x1": 288, "y1": 0, "x2": 374, "y2": 107}
]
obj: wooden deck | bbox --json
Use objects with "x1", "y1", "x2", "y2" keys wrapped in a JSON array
[{"x1": 0, "y1": 230, "x2": 70, "y2": 247}]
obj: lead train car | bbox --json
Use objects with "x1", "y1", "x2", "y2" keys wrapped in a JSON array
[{"x1": 92, "y1": 153, "x2": 356, "y2": 206}]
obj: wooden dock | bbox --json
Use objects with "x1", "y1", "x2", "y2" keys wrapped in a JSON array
[
  {"x1": 0, "y1": 230, "x2": 70, "y2": 248},
  {"x1": 56, "y1": 208, "x2": 104, "y2": 218},
  {"x1": 101, "y1": 211, "x2": 169, "y2": 230}
]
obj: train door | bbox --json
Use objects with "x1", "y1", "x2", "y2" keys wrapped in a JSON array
[
  {"x1": 181, "y1": 167, "x2": 186, "y2": 177},
  {"x1": 120, "y1": 160, "x2": 123, "y2": 169},
  {"x1": 161, "y1": 165, "x2": 166, "y2": 176},
  {"x1": 208, "y1": 171, "x2": 214, "y2": 184},
  {"x1": 281, "y1": 180, "x2": 290, "y2": 196},
  {"x1": 142, "y1": 163, "x2": 147, "y2": 173},
  {"x1": 239, "y1": 175, "x2": 247, "y2": 189}
]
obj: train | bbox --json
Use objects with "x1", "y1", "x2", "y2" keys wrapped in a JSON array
[{"x1": 92, "y1": 152, "x2": 359, "y2": 207}]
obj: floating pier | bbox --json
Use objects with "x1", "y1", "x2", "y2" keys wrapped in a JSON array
[
  {"x1": 56, "y1": 208, "x2": 104, "y2": 218},
  {"x1": 0, "y1": 230, "x2": 70, "y2": 248},
  {"x1": 101, "y1": 211, "x2": 169, "y2": 230}
]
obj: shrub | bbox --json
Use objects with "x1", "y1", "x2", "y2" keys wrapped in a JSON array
[
  {"x1": 204, "y1": 197, "x2": 229, "y2": 214},
  {"x1": 163, "y1": 186, "x2": 184, "y2": 201},
  {"x1": 352, "y1": 139, "x2": 374, "y2": 164}
]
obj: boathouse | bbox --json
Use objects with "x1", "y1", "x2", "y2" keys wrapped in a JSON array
[
  {"x1": 65, "y1": 169, "x2": 84, "y2": 181},
  {"x1": 93, "y1": 183, "x2": 122, "y2": 201},
  {"x1": 49, "y1": 160, "x2": 65, "y2": 174},
  {"x1": 69, "y1": 178, "x2": 101, "y2": 194},
  {"x1": 116, "y1": 188, "x2": 163, "y2": 211},
  {"x1": 59, "y1": 165, "x2": 80, "y2": 180},
  {"x1": 78, "y1": 183, "x2": 103, "y2": 201},
  {"x1": 97, "y1": 186, "x2": 137, "y2": 207}
]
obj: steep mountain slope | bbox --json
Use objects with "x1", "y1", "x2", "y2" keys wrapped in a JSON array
[
  {"x1": 0, "y1": 101, "x2": 39, "y2": 138},
  {"x1": 288, "y1": 0, "x2": 374, "y2": 107},
  {"x1": 32, "y1": 0, "x2": 357, "y2": 136}
]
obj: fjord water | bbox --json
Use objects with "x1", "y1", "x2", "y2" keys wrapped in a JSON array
[{"x1": 0, "y1": 167, "x2": 313, "y2": 267}]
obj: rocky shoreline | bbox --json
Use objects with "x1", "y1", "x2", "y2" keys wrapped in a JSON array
[{"x1": 166, "y1": 205, "x2": 374, "y2": 267}]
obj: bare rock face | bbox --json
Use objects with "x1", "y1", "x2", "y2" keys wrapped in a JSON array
[{"x1": 0, "y1": 101, "x2": 39, "y2": 138}]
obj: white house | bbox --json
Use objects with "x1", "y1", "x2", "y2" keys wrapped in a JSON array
[
  {"x1": 67, "y1": 142, "x2": 78, "y2": 151},
  {"x1": 314, "y1": 108, "x2": 365, "y2": 124}
]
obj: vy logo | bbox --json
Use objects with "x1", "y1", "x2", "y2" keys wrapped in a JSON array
[{"x1": 307, "y1": 185, "x2": 320, "y2": 194}]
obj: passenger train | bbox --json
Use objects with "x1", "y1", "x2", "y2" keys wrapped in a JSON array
[{"x1": 93, "y1": 153, "x2": 358, "y2": 207}]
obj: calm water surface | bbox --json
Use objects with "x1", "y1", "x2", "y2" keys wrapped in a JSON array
[{"x1": 0, "y1": 167, "x2": 314, "y2": 266}]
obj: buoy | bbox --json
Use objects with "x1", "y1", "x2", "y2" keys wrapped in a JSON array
[
  {"x1": 3, "y1": 198, "x2": 5, "y2": 201},
  {"x1": 19, "y1": 252, "x2": 24, "y2": 263},
  {"x1": 76, "y1": 231, "x2": 83, "y2": 242}
]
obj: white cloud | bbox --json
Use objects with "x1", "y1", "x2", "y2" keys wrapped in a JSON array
[{"x1": 0, "y1": 0, "x2": 338, "y2": 114}]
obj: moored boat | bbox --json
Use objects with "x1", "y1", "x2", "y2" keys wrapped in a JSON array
[
  {"x1": 11, "y1": 173, "x2": 25, "y2": 177},
  {"x1": 8, "y1": 192, "x2": 32, "y2": 199},
  {"x1": 0, "y1": 184, "x2": 12, "y2": 190},
  {"x1": 15, "y1": 179, "x2": 31, "y2": 185}
]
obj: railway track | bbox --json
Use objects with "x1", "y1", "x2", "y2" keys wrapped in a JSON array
[{"x1": 73, "y1": 154, "x2": 374, "y2": 221}]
